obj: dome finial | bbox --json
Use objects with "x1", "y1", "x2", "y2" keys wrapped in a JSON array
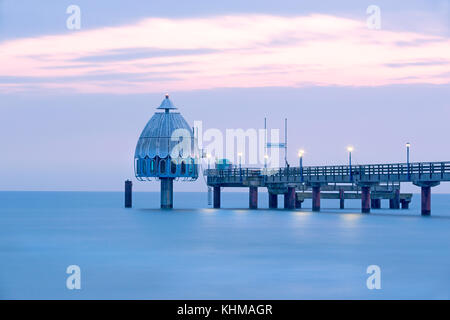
[{"x1": 157, "y1": 93, "x2": 177, "y2": 111}]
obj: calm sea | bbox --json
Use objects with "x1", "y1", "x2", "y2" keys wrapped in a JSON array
[{"x1": 0, "y1": 191, "x2": 449, "y2": 299}]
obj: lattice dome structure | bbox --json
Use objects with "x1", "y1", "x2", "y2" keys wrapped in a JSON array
[{"x1": 134, "y1": 94, "x2": 199, "y2": 208}]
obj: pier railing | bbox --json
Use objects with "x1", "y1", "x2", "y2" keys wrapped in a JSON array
[{"x1": 205, "y1": 161, "x2": 450, "y2": 184}]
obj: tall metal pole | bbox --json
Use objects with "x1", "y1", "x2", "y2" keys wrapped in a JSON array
[
  {"x1": 298, "y1": 149, "x2": 304, "y2": 183},
  {"x1": 347, "y1": 146, "x2": 353, "y2": 181},
  {"x1": 239, "y1": 153, "x2": 242, "y2": 182},
  {"x1": 300, "y1": 154, "x2": 303, "y2": 182},
  {"x1": 406, "y1": 142, "x2": 410, "y2": 180},
  {"x1": 264, "y1": 118, "x2": 267, "y2": 169},
  {"x1": 284, "y1": 118, "x2": 288, "y2": 167},
  {"x1": 349, "y1": 150, "x2": 352, "y2": 180}
]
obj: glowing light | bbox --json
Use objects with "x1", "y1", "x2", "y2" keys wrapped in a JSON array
[{"x1": 347, "y1": 146, "x2": 354, "y2": 152}]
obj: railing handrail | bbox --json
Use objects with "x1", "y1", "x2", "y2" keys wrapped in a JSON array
[{"x1": 204, "y1": 161, "x2": 450, "y2": 178}]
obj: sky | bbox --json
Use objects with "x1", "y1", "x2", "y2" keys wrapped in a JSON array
[{"x1": 0, "y1": 0, "x2": 450, "y2": 192}]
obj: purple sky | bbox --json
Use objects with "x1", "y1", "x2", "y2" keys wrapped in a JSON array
[{"x1": 0, "y1": 1, "x2": 449, "y2": 192}]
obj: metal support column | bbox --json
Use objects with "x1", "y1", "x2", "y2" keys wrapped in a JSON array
[
  {"x1": 361, "y1": 186, "x2": 371, "y2": 213},
  {"x1": 249, "y1": 187, "x2": 258, "y2": 209},
  {"x1": 312, "y1": 186, "x2": 321, "y2": 212},
  {"x1": 339, "y1": 188, "x2": 344, "y2": 209},
  {"x1": 161, "y1": 178, "x2": 174, "y2": 209},
  {"x1": 125, "y1": 180, "x2": 132, "y2": 208},
  {"x1": 269, "y1": 192, "x2": 278, "y2": 209},
  {"x1": 400, "y1": 199, "x2": 410, "y2": 209},
  {"x1": 371, "y1": 198, "x2": 381, "y2": 209},
  {"x1": 389, "y1": 189, "x2": 400, "y2": 209},
  {"x1": 284, "y1": 187, "x2": 295, "y2": 209},
  {"x1": 213, "y1": 186, "x2": 221, "y2": 209},
  {"x1": 295, "y1": 198, "x2": 303, "y2": 209},
  {"x1": 421, "y1": 186, "x2": 431, "y2": 216}
]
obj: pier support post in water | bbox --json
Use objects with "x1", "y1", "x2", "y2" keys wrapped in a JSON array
[
  {"x1": 295, "y1": 198, "x2": 303, "y2": 209},
  {"x1": 284, "y1": 187, "x2": 296, "y2": 209},
  {"x1": 371, "y1": 198, "x2": 381, "y2": 209},
  {"x1": 413, "y1": 181, "x2": 439, "y2": 216},
  {"x1": 400, "y1": 199, "x2": 410, "y2": 209},
  {"x1": 421, "y1": 186, "x2": 431, "y2": 216},
  {"x1": 312, "y1": 185, "x2": 321, "y2": 212},
  {"x1": 124, "y1": 180, "x2": 132, "y2": 208},
  {"x1": 389, "y1": 189, "x2": 400, "y2": 209},
  {"x1": 160, "y1": 178, "x2": 174, "y2": 209},
  {"x1": 213, "y1": 186, "x2": 221, "y2": 209},
  {"x1": 249, "y1": 187, "x2": 258, "y2": 209},
  {"x1": 339, "y1": 188, "x2": 345, "y2": 209},
  {"x1": 361, "y1": 186, "x2": 371, "y2": 213},
  {"x1": 269, "y1": 192, "x2": 278, "y2": 209}
]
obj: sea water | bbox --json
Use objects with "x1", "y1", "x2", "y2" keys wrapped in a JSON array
[{"x1": 0, "y1": 191, "x2": 449, "y2": 299}]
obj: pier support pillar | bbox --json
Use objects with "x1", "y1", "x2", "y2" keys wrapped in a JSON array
[
  {"x1": 400, "y1": 199, "x2": 410, "y2": 209},
  {"x1": 249, "y1": 187, "x2": 258, "y2": 209},
  {"x1": 312, "y1": 186, "x2": 321, "y2": 212},
  {"x1": 295, "y1": 198, "x2": 303, "y2": 209},
  {"x1": 361, "y1": 186, "x2": 371, "y2": 213},
  {"x1": 161, "y1": 178, "x2": 174, "y2": 209},
  {"x1": 124, "y1": 179, "x2": 132, "y2": 208},
  {"x1": 371, "y1": 198, "x2": 381, "y2": 209},
  {"x1": 413, "y1": 181, "x2": 440, "y2": 216},
  {"x1": 284, "y1": 187, "x2": 296, "y2": 209},
  {"x1": 339, "y1": 188, "x2": 345, "y2": 209},
  {"x1": 421, "y1": 186, "x2": 431, "y2": 216},
  {"x1": 268, "y1": 192, "x2": 278, "y2": 209},
  {"x1": 389, "y1": 189, "x2": 400, "y2": 209},
  {"x1": 213, "y1": 186, "x2": 221, "y2": 209}
]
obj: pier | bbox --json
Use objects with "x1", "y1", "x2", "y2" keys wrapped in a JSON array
[{"x1": 205, "y1": 161, "x2": 450, "y2": 215}]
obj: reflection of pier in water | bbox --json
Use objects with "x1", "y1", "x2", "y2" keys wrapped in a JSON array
[{"x1": 205, "y1": 162, "x2": 450, "y2": 215}]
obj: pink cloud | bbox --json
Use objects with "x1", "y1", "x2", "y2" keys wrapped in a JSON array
[{"x1": 0, "y1": 14, "x2": 449, "y2": 94}]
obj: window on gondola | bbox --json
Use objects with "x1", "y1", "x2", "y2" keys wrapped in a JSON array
[
  {"x1": 171, "y1": 160, "x2": 177, "y2": 174},
  {"x1": 188, "y1": 158, "x2": 194, "y2": 175},
  {"x1": 142, "y1": 158, "x2": 147, "y2": 175},
  {"x1": 136, "y1": 159, "x2": 140, "y2": 175},
  {"x1": 181, "y1": 161, "x2": 186, "y2": 175},
  {"x1": 150, "y1": 159, "x2": 156, "y2": 174},
  {"x1": 160, "y1": 159, "x2": 166, "y2": 174}
]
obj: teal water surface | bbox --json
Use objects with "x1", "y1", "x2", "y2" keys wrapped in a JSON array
[{"x1": 0, "y1": 191, "x2": 449, "y2": 299}]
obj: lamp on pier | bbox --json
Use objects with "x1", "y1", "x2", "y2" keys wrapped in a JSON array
[
  {"x1": 298, "y1": 149, "x2": 305, "y2": 181},
  {"x1": 347, "y1": 146, "x2": 354, "y2": 180},
  {"x1": 238, "y1": 152, "x2": 243, "y2": 169},
  {"x1": 406, "y1": 142, "x2": 411, "y2": 179},
  {"x1": 206, "y1": 153, "x2": 211, "y2": 170}
]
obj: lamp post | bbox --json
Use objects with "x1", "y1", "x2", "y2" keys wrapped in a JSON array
[
  {"x1": 206, "y1": 153, "x2": 212, "y2": 206},
  {"x1": 264, "y1": 154, "x2": 269, "y2": 170},
  {"x1": 238, "y1": 152, "x2": 243, "y2": 170},
  {"x1": 406, "y1": 142, "x2": 411, "y2": 180},
  {"x1": 206, "y1": 153, "x2": 211, "y2": 170},
  {"x1": 238, "y1": 152, "x2": 243, "y2": 180},
  {"x1": 347, "y1": 146, "x2": 354, "y2": 180},
  {"x1": 298, "y1": 149, "x2": 304, "y2": 182}
]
